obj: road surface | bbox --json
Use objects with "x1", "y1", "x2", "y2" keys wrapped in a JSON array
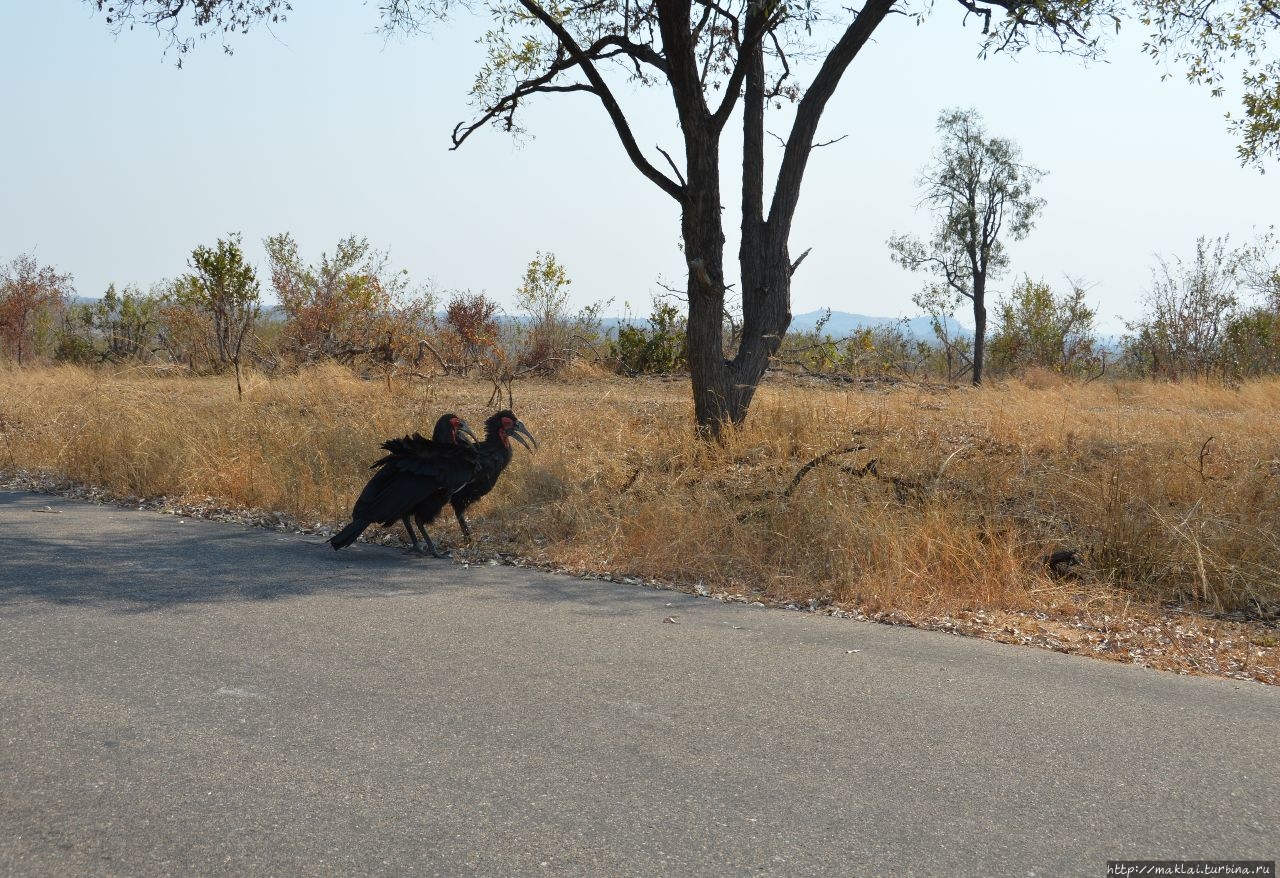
[{"x1": 1, "y1": 490, "x2": 1276, "y2": 877}]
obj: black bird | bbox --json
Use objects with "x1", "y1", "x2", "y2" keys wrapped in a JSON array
[
  {"x1": 382, "y1": 416, "x2": 480, "y2": 558},
  {"x1": 329, "y1": 413, "x2": 478, "y2": 558},
  {"x1": 450, "y1": 409, "x2": 537, "y2": 543}
]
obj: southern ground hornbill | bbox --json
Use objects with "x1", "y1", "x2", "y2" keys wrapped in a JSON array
[
  {"x1": 328, "y1": 413, "x2": 478, "y2": 557},
  {"x1": 450, "y1": 409, "x2": 537, "y2": 543}
]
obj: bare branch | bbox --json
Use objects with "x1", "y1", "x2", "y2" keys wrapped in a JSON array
[
  {"x1": 770, "y1": 0, "x2": 898, "y2": 234},
  {"x1": 461, "y1": 0, "x2": 684, "y2": 201},
  {"x1": 709, "y1": 3, "x2": 781, "y2": 132},
  {"x1": 656, "y1": 144, "x2": 688, "y2": 186},
  {"x1": 783, "y1": 443, "x2": 874, "y2": 499},
  {"x1": 956, "y1": 0, "x2": 993, "y2": 34},
  {"x1": 763, "y1": 27, "x2": 793, "y2": 101}
]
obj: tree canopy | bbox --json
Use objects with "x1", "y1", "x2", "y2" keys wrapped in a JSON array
[{"x1": 94, "y1": 0, "x2": 1280, "y2": 165}]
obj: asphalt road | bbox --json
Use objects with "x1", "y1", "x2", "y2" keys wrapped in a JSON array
[{"x1": 1, "y1": 490, "x2": 1276, "y2": 877}]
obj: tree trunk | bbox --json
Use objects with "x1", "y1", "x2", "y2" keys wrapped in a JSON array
[
  {"x1": 16, "y1": 311, "x2": 27, "y2": 366},
  {"x1": 721, "y1": 11, "x2": 791, "y2": 430},
  {"x1": 972, "y1": 292, "x2": 987, "y2": 386},
  {"x1": 673, "y1": 0, "x2": 896, "y2": 437},
  {"x1": 682, "y1": 141, "x2": 733, "y2": 433},
  {"x1": 732, "y1": 239, "x2": 792, "y2": 411}
]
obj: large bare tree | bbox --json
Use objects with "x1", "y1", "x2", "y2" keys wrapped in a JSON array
[{"x1": 93, "y1": 0, "x2": 1277, "y2": 433}]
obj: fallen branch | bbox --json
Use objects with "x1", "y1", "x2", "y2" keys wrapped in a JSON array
[{"x1": 783, "y1": 443, "x2": 873, "y2": 499}]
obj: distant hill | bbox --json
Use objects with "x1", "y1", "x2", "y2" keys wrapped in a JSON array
[
  {"x1": 789, "y1": 309, "x2": 972, "y2": 340},
  {"x1": 592, "y1": 309, "x2": 971, "y2": 339}
]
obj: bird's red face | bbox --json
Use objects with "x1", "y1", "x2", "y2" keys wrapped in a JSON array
[
  {"x1": 449, "y1": 417, "x2": 478, "y2": 445},
  {"x1": 493, "y1": 412, "x2": 537, "y2": 452}
]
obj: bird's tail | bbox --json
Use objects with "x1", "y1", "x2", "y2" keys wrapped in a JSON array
[{"x1": 328, "y1": 519, "x2": 369, "y2": 550}]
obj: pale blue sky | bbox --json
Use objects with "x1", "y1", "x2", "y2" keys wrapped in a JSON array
[{"x1": 1, "y1": 2, "x2": 1275, "y2": 332}]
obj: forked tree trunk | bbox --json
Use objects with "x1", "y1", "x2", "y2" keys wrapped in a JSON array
[
  {"x1": 684, "y1": 225, "x2": 795, "y2": 436},
  {"x1": 725, "y1": 17, "x2": 792, "y2": 430},
  {"x1": 685, "y1": 236, "x2": 794, "y2": 436},
  {"x1": 664, "y1": 0, "x2": 897, "y2": 438},
  {"x1": 681, "y1": 5, "x2": 791, "y2": 438}
]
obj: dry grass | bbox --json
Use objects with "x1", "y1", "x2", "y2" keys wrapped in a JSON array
[{"x1": 3, "y1": 363, "x2": 1278, "y2": 682}]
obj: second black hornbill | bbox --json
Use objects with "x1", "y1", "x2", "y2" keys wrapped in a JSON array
[
  {"x1": 328, "y1": 413, "x2": 478, "y2": 558},
  {"x1": 450, "y1": 409, "x2": 537, "y2": 542}
]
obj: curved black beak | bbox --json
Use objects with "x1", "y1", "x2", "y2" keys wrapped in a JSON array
[
  {"x1": 510, "y1": 419, "x2": 538, "y2": 452},
  {"x1": 457, "y1": 420, "x2": 479, "y2": 444}
]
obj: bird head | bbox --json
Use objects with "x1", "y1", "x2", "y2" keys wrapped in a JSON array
[
  {"x1": 433, "y1": 413, "x2": 478, "y2": 445},
  {"x1": 487, "y1": 410, "x2": 537, "y2": 452}
]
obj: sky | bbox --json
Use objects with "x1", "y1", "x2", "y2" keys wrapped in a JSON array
[{"x1": 1, "y1": 2, "x2": 1276, "y2": 333}]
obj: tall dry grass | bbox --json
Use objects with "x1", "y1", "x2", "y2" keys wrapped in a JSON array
[{"x1": 3, "y1": 363, "x2": 1279, "y2": 618}]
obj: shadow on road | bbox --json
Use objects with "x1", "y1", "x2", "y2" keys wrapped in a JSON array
[{"x1": 0, "y1": 492, "x2": 673, "y2": 618}]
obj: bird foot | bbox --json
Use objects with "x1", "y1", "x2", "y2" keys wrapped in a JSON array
[{"x1": 403, "y1": 544, "x2": 450, "y2": 559}]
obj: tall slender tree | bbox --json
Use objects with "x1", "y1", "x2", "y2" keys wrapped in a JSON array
[{"x1": 889, "y1": 108, "x2": 1045, "y2": 385}]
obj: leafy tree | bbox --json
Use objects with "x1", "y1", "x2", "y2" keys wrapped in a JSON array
[
  {"x1": 0, "y1": 253, "x2": 75, "y2": 365},
  {"x1": 98, "y1": 284, "x2": 161, "y2": 361},
  {"x1": 912, "y1": 284, "x2": 976, "y2": 382},
  {"x1": 1138, "y1": 0, "x2": 1280, "y2": 166},
  {"x1": 612, "y1": 299, "x2": 688, "y2": 374},
  {"x1": 1220, "y1": 229, "x2": 1280, "y2": 376},
  {"x1": 179, "y1": 234, "x2": 262, "y2": 398},
  {"x1": 1122, "y1": 236, "x2": 1240, "y2": 378},
  {"x1": 56, "y1": 306, "x2": 99, "y2": 365},
  {"x1": 515, "y1": 251, "x2": 573, "y2": 370},
  {"x1": 1223, "y1": 307, "x2": 1280, "y2": 376},
  {"x1": 440, "y1": 291, "x2": 501, "y2": 377},
  {"x1": 987, "y1": 276, "x2": 1098, "y2": 374},
  {"x1": 263, "y1": 233, "x2": 431, "y2": 371},
  {"x1": 889, "y1": 108, "x2": 1046, "y2": 386},
  {"x1": 58, "y1": 283, "x2": 162, "y2": 364},
  {"x1": 89, "y1": 0, "x2": 1280, "y2": 430},
  {"x1": 155, "y1": 278, "x2": 217, "y2": 371}
]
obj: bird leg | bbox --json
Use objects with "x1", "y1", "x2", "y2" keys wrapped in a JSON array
[
  {"x1": 454, "y1": 507, "x2": 473, "y2": 543},
  {"x1": 400, "y1": 517, "x2": 429, "y2": 556},
  {"x1": 414, "y1": 519, "x2": 450, "y2": 559}
]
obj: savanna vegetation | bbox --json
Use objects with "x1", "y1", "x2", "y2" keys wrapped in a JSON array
[
  {"x1": 3, "y1": 362, "x2": 1278, "y2": 683},
  {"x1": 5, "y1": 0, "x2": 1279, "y2": 680},
  {"x1": 5, "y1": 234, "x2": 1280, "y2": 685}
]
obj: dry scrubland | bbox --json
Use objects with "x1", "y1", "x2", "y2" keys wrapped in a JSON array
[{"x1": 3, "y1": 364, "x2": 1278, "y2": 681}]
